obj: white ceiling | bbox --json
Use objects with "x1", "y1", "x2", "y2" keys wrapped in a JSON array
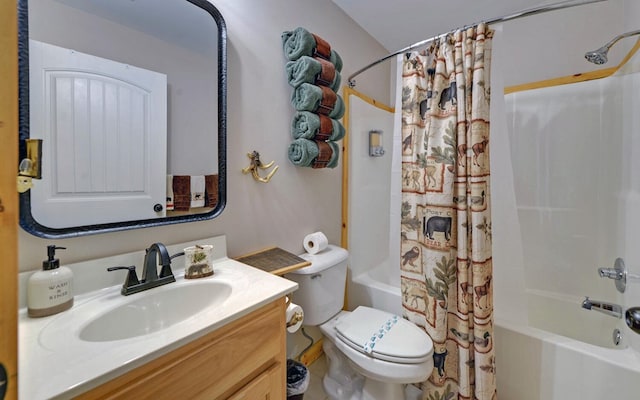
[{"x1": 331, "y1": 0, "x2": 601, "y2": 51}]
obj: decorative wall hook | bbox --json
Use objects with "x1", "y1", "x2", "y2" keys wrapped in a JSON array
[{"x1": 241, "y1": 151, "x2": 279, "y2": 183}]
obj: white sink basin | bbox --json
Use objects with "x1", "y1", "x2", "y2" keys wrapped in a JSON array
[
  {"x1": 79, "y1": 281, "x2": 232, "y2": 342},
  {"x1": 39, "y1": 279, "x2": 233, "y2": 349}
]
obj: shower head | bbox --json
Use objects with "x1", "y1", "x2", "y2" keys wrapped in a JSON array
[{"x1": 585, "y1": 29, "x2": 640, "y2": 65}]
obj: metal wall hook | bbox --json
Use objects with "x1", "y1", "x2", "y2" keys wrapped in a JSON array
[{"x1": 241, "y1": 151, "x2": 279, "y2": 183}]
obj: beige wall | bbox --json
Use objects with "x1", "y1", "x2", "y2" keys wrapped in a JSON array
[{"x1": 19, "y1": 0, "x2": 390, "y2": 271}]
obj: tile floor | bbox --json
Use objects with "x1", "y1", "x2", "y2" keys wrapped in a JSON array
[{"x1": 302, "y1": 354, "x2": 329, "y2": 400}]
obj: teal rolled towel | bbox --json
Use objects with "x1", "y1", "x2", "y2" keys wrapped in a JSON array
[
  {"x1": 292, "y1": 111, "x2": 345, "y2": 141},
  {"x1": 286, "y1": 56, "x2": 342, "y2": 91},
  {"x1": 288, "y1": 138, "x2": 340, "y2": 169},
  {"x1": 291, "y1": 83, "x2": 345, "y2": 119},
  {"x1": 281, "y1": 27, "x2": 343, "y2": 72}
]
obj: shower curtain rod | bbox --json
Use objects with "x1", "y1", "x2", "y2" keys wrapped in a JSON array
[{"x1": 347, "y1": 0, "x2": 608, "y2": 87}]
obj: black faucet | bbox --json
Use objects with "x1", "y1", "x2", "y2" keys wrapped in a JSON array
[
  {"x1": 108, "y1": 243, "x2": 177, "y2": 295},
  {"x1": 143, "y1": 243, "x2": 172, "y2": 281}
]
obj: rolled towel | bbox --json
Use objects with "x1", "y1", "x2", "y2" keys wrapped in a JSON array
[
  {"x1": 286, "y1": 56, "x2": 341, "y2": 91},
  {"x1": 292, "y1": 111, "x2": 345, "y2": 141},
  {"x1": 291, "y1": 83, "x2": 344, "y2": 119},
  {"x1": 288, "y1": 138, "x2": 340, "y2": 169},
  {"x1": 281, "y1": 27, "x2": 343, "y2": 71}
]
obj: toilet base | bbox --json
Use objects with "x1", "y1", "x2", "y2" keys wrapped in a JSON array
[
  {"x1": 322, "y1": 336, "x2": 418, "y2": 400},
  {"x1": 361, "y1": 379, "x2": 405, "y2": 400},
  {"x1": 322, "y1": 339, "x2": 364, "y2": 400}
]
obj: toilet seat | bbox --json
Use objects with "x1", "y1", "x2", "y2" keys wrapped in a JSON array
[
  {"x1": 321, "y1": 309, "x2": 434, "y2": 385},
  {"x1": 334, "y1": 306, "x2": 433, "y2": 364}
]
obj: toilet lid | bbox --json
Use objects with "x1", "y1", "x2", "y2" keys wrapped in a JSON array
[{"x1": 335, "y1": 306, "x2": 433, "y2": 364}]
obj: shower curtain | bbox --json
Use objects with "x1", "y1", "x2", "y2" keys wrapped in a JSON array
[{"x1": 399, "y1": 24, "x2": 496, "y2": 400}]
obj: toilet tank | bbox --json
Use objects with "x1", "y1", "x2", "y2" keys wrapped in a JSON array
[{"x1": 285, "y1": 245, "x2": 349, "y2": 326}]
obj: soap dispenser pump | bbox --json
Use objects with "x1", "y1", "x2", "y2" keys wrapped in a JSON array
[{"x1": 27, "y1": 245, "x2": 74, "y2": 318}]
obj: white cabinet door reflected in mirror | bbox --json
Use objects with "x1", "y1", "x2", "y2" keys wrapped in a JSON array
[{"x1": 29, "y1": 39, "x2": 167, "y2": 227}]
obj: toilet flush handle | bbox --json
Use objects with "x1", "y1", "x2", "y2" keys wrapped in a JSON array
[{"x1": 310, "y1": 273, "x2": 322, "y2": 280}]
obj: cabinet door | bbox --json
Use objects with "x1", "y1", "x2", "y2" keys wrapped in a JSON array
[
  {"x1": 227, "y1": 364, "x2": 283, "y2": 400},
  {"x1": 29, "y1": 39, "x2": 167, "y2": 227}
]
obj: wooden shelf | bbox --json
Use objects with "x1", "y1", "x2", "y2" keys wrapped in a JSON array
[{"x1": 234, "y1": 247, "x2": 310, "y2": 276}]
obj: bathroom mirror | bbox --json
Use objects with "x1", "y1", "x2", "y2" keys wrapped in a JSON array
[{"x1": 18, "y1": 0, "x2": 227, "y2": 238}]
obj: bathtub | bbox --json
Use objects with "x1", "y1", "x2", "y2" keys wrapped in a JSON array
[
  {"x1": 347, "y1": 268, "x2": 640, "y2": 400},
  {"x1": 348, "y1": 260, "x2": 403, "y2": 316}
]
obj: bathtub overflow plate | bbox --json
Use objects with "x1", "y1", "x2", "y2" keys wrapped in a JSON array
[{"x1": 613, "y1": 328, "x2": 622, "y2": 346}]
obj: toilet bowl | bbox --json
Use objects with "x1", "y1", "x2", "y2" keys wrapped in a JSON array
[
  {"x1": 286, "y1": 245, "x2": 433, "y2": 400},
  {"x1": 320, "y1": 308, "x2": 433, "y2": 399}
]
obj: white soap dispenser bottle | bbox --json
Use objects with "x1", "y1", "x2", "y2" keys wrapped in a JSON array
[{"x1": 27, "y1": 245, "x2": 74, "y2": 318}]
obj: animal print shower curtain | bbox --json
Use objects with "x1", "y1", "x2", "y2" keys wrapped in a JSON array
[{"x1": 400, "y1": 23, "x2": 496, "y2": 400}]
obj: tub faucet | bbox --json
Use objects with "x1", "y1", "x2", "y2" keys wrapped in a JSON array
[{"x1": 581, "y1": 297, "x2": 622, "y2": 319}]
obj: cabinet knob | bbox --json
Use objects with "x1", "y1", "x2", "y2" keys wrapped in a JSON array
[{"x1": 154, "y1": 203, "x2": 163, "y2": 212}]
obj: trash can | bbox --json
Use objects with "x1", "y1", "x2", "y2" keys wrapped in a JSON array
[{"x1": 286, "y1": 359, "x2": 310, "y2": 400}]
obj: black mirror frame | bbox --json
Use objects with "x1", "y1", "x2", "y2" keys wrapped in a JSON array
[{"x1": 17, "y1": 0, "x2": 227, "y2": 239}]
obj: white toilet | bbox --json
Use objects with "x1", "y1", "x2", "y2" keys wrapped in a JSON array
[{"x1": 286, "y1": 245, "x2": 433, "y2": 400}]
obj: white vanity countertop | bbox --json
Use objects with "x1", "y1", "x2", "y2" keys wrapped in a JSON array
[{"x1": 18, "y1": 236, "x2": 298, "y2": 400}]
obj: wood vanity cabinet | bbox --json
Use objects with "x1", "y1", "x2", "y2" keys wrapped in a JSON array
[{"x1": 77, "y1": 299, "x2": 287, "y2": 400}]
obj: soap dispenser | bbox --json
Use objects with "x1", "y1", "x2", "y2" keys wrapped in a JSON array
[{"x1": 27, "y1": 245, "x2": 74, "y2": 318}]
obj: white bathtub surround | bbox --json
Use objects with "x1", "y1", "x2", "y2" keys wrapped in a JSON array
[
  {"x1": 344, "y1": 88, "x2": 398, "y2": 316},
  {"x1": 18, "y1": 235, "x2": 297, "y2": 399},
  {"x1": 616, "y1": 54, "x2": 640, "y2": 354},
  {"x1": 491, "y1": 36, "x2": 640, "y2": 398},
  {"x1": 502, "y1": 63, "x2": 640, "y2": 348},
  {"x1": 397, "y1": 26, "x2": 496, "y2": 399},
  {"x1": 487, "y1": 25, "x2": 528, "y2": 325}
]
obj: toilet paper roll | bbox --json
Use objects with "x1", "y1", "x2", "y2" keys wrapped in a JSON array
[
  {"x1": 303, "y1": 231, "x2": 328, "y2": 255},
  {"x1": 286, "y1": 301, "x2": 304, "y2": 333}
]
